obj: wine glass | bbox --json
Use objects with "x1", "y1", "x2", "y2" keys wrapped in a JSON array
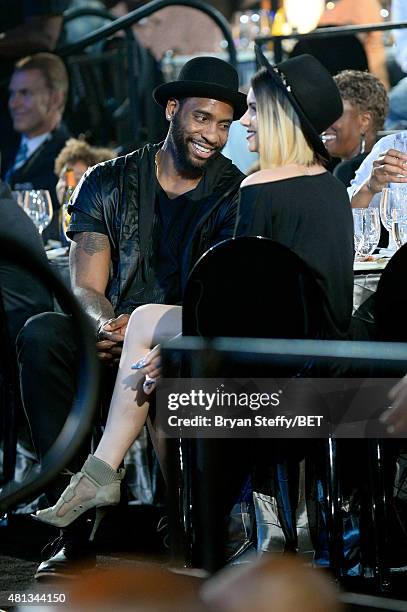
[
  {"x1": 380, "y1": 188, "x2": 393, "y2": 233},
  {"x1": 353, "y1": 208, "x2": 364, "y2": 254},
  {"x1": 352, "y1": 208, "x2": 380, "y2": 258},
  {"x1": 392, "y1": 210, "x2": 407, "y2": 249},
  {"x1": 382, "y1": 179, "x2": 407, "y2": 250},
  {"x1": 379, "y1": 186, "x2": 407, "y2": 251},
  {"x1": 22, "y1": 190, "x2": 53, "y2": 234}
]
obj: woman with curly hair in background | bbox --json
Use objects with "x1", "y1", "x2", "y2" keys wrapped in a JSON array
[{"x1": 322, "y1": 70, "x2": 389, "y2": 188}]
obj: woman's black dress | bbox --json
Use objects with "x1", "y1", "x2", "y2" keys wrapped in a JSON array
[{"x1": 235, "y1": 172, "x2": 354, "y2": 339}]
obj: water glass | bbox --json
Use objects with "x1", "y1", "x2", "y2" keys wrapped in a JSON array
[
  {"x1": 394, "y1": 132, "x2": 407, "y2": 154},
  {"x1": 352, "y1": 208, "x2": 380, "y2": 257},
  {"x1": 22, "y1": 190, "x2": 53, "y2": 234},
  {"x1": 392, "y1": 184, "x2": 407, "y2": 209},
  {"x1": 379, "y1": 187, "x2": 407, "y2": 231}
]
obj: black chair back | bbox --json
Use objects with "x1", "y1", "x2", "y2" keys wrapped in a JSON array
[
  {"x1": 183, "y1": 237, "x2": 325, "y2": 341},
  {"x1": 65, "y1": 38, "x2": 167, "y2": 150},
  {"x1": 168, "y1": 237, "x2": 328, "y2": 571},
  {"x1": 0, "y1": 286, "x2": 18, "y2": 483},
  {"x1": 375, "y1": 243, "x2": 407, "y2": 342},
  {"x1": 0, "y1": 236, "x2": 99, "y2": 514}
]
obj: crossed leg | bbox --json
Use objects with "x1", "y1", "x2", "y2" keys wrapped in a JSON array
[
  {"x1": 54, "y1": 303, "x2": 182, "y2": 518},
  {"x1": 94, "y1": 303, "x2": 182, "y2": 469}
]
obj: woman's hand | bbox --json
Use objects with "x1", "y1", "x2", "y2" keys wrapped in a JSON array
[
  {"x1": 132, "y1": 345, "x2": 161, "y2": 395},
  {"x1": 141, "y1": 345, "x2": 162, "y2": 378},
  {"x1": 368, "y1": 148, "x2": 407, "y2": 194}
]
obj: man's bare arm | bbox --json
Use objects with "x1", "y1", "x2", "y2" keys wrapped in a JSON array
[
  {"x1": 69, "y1": 232, "x2": 114, "y2": 332},
  {"x1": 0, "y1": 16, "x2": 62, "y2": 58}
]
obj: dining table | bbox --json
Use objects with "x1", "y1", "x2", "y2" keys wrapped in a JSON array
[{"x1": 46, "y1": 247, "x2": 393, "y2": 315}]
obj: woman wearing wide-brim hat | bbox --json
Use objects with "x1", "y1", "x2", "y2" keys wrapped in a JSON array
[{"x1": 236, "y1": 45, "x2": 355, "y2": 340}]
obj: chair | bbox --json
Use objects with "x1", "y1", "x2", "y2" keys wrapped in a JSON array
[
  {"x1": 375, "y1": 243, "x2": 407, "y2": 344},
  {"x1": 64, "y1": 37, "x2": 167, "y2": 151},
  {"x1": 0, "y1": 235, "x2": 99, "y2": 514},
  {"x1": 164, "y1": 334, "x2": 407, "y2": 593},
  {"x1": 183, "y1": 236, "x2": 324, "y2": 343},
  {"x1": 371, "y1": 243, "x2": 407, "y2": 590},
  {"x1": 166, "y1": 237, "x2": 333, "y2": 572},
  {"x1": 0, "y1": 288, "x2": 18, "y2": 484}
]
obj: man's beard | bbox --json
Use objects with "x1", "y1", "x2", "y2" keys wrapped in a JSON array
[{"x1": 170, "y1": 114, "x2": 222, "y2": 176}]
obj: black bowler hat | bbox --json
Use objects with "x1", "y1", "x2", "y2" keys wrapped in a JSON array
[
  {"x1": 153, "y1": 56, "x2": 247, "y2": 120},
  {"x1": 254, "y1": 44, "x2": 343, "y2": 160}
]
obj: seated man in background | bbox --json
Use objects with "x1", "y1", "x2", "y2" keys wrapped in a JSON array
[
  {"x1": 0, "y1": 179, "x2": 53, "y2": 347},
  {"x1": 2, "y1": 53, "x2": 70, "y2": 242},
  {"x1": 0, "y1": 0, "x2": 69, "y2": 155},
  {"x1": 0, "y1": 178, "x2": 54, "y2": 481}
]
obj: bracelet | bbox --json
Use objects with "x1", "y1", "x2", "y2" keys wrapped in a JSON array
[
  {"x1": 367, "y1": 179, "x2": 382, "y2": 195},
  {"x1": 366, "y1": 178, "x2": 375, "y2": 193}
]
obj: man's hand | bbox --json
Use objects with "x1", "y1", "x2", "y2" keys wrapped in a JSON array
[
  {"x1": 380, "y1": 375, "x2": 407, "y2": 435},
  {"x1": 368, "y1": 148, "x2": 407, "y2": 194},
  {"x1": 96, "y1": 314, "x2": 130, "y2": 362}
]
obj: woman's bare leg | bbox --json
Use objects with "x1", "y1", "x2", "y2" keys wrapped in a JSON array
[
  {"x1": 54, "y1": 304, "x2": 182, "y2": 517},
  {"x1": 94, "y1": 304, "x2": 182, "y2": 469}
]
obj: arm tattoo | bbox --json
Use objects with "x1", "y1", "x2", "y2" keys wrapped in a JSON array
[{"x1": 74, "y1": 232, "x2": 109, "y2": 256}]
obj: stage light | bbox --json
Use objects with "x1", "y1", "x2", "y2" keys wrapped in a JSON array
[{"x1": 284, "y1": 0, "x2": 325, "y2": 33}]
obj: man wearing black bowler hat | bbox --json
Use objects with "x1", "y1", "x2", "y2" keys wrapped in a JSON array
[{"x1": 17, "y1": 56, "x2": 246, "y2": 580}]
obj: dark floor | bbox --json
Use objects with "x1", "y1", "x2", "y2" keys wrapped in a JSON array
[
  {"x1": 2, "y1": 507, "x2": 407, "y2": 611},
  {"x1": 0, "y1": 505, "x2": 171, "y2": 609}
]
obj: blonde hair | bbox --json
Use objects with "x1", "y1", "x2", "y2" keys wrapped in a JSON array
[
  {"x1": 252, "y1": 67, "x2": 316, "y2": 169},
  {"x1": 54, "y1": 138, "x2": 117, "y2": 175}
]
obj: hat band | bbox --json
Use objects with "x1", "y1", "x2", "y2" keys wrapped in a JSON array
[{"x1": 272, "y1": 65, "x2": 291, "y2": 93}]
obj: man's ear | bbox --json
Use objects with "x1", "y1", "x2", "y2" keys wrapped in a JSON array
[
  {"x1": 48, "y1": 89, "x2": 64, "y2": 113},
  {"x1": 165, "y1": 98, "x2": 180, "y2": 121}
]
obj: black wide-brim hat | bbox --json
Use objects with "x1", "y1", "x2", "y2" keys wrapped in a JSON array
[
  {"x1": 254, "y1": 44, "x2": 343, "y2": 160},
  {"x1": 153, "y1": 56, "x2": 247, "y2": 121}
]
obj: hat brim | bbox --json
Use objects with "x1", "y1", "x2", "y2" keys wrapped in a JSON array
[
  {"x1": 254, "y1": 45, "x2": 330, "y2": 162},
  {"x1": 153, "y1": 81, "x2": 247, "y2": 121}
]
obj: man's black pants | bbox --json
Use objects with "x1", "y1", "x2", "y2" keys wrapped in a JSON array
[{"x1": 16, "y1": 311, "x2": 90, "y2": 502}]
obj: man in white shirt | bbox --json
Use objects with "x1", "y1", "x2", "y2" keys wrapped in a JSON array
[
  {"x1": 2, "y1": 52, "x2": 70, "y2": 241},
  {"x1": 386, "y1": 0, "x2": 407, "y2": 129}
]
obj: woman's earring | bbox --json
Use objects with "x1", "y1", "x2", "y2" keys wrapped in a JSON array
[{"x1": 360, "y1": 133, "x2": 366, "y2": 155}]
